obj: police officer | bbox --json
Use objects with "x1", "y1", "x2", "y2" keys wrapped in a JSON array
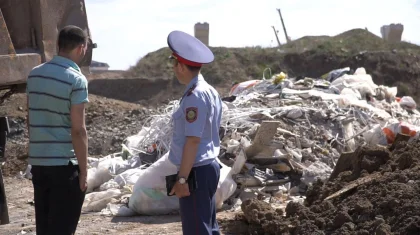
[{"x1": 167, "y1": 30, "x2": 222, "y2": 235}]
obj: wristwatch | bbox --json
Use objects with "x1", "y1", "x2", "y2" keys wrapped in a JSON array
[{"x1": 177, "y1": 176, "x2": 187, "y2": 184}]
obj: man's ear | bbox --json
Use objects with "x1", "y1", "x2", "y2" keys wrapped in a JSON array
[
  {"x1": 179, "y1": 62, "x2": 187, "y2": 72},
  {"x1": 77, "y1": 44, "x2": 85, "y2": 55}
]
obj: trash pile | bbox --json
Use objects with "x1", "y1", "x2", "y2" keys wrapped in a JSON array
[{"x1": 42, "y1": 66, "x2": 420, "y2": 219}]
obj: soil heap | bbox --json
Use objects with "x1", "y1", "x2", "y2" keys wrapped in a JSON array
[
  {"x1": 0, "y1": 93, "x2": 150, "y2": 176},
  {"x1": 112, "y1": 28, "x2": 420, "y2": 104},
  {"x1": 241, "y1": 139, "x2": 420, "y2": 235}
]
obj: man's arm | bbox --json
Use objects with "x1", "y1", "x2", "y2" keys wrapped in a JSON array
[
  {"x1": 178, "y1": 98, "x2": 208, "y2": 179},
  {"x1": 178, "y1": 136, "x2": 200, "y2": 178},
  {"x1": 70, "y1": 76, "x2": 89, "y2": 177},
  {"x1": 70, "y1": 103, "x2": 88, "y2": 176}
]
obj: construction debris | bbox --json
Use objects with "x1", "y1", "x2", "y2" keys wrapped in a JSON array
[{"x1": 20, "y1": 66, "x2": 420, "y2": 226}]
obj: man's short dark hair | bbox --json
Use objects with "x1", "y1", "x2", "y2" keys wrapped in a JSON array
[
  {"x1": 58, "y1": 25, "x2": 88, "y2": 53},
  {"x1": 185, "y1": 65, "x2": 201, "y2": 73}
]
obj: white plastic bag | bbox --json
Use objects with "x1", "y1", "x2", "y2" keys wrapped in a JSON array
[
  {"x1": 128, "y1": 153, "x2": 237, "y2": 215},
  {"x1": 128, "y1": 153, "x2": 179, "y2": 215},
  {"x1": 399, "y1": 96, "x2": 416, "y2": 110}
]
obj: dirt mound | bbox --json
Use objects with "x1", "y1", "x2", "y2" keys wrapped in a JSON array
[
  {"x1": 0, "y1": 93, "x2": 150, "y2": 176},
  {"x1": 118, "y1": 28, "x2": 420, "y2": 104},
  {"x1": 88, "y1": 77, "x2": 184, "y2": 107},
  {"x1": 241, "y1": 139, "x2": 420, "y2": 234}
]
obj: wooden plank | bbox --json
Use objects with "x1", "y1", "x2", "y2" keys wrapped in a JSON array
[{"x1": 324, "y1": 172, "x2": 381, "y2": 201}]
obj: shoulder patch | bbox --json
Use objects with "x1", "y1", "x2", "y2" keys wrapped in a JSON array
[{"x1": 185, "y1": 107, "x2": 198, "y2": 123}]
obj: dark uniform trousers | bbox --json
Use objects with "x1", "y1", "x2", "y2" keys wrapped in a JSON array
[
  {"x1": 179, "y1": 160, "x2": 221, "y2": 235},
  {"x1": 30, "y1": 162, "x2": 86, "y2": 235}
]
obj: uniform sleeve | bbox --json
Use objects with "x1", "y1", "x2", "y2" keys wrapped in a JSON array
[
  {"x1": 182, "y1": 95, "x2": 208, "y2": 138},
  {"x1": 71, "y1": 76, "x2": 89, "y2": 105}
]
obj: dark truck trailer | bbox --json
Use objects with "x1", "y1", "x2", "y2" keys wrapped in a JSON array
[{"x1": 0, "y1": 0, "x2": 96, "y2": 224}]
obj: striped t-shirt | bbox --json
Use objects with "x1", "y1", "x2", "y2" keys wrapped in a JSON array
[{"x1": 26, "y1": 55, "x2": 89, "y2": 166}]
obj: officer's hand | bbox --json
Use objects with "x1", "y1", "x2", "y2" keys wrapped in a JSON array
[{"x1": 170, "y1": 181, "x2": 190, "y2": 198}]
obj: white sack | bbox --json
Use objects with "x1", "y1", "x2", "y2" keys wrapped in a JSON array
[
  {"x1": 128, "y1": 153, "x2": 237, "y2": 215},
  {"x1": 86, "y1": 155, "x2": 135, "y2": 193},
  {"x1": 128, "y1": 153, "x2": 179, "y2": 215},
  {"x1": 82, "y1": 189, "x2": 122, "y2": 212},
  {"x1": 114, "y1": 168, "x2": 145, "y2": 187}
]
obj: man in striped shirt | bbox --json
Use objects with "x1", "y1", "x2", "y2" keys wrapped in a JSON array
[{"x1": 26, "y1": 25, "x2": 89, "y2": 235}]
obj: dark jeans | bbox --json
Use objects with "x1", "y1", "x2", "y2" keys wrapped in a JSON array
[
  {"x1": 31, "y1": 163, "x2": 86, "y2": 235},
  {"x1": 179, "y1": 160, "x2": 221, "y2": 235}
]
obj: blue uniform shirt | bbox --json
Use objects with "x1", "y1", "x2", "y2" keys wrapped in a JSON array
[
  {"x1": 27, "y1": 55, "x2": 89, "y2": 166},
  {"x1": 168, "y1": 74, "x2": 222, "y2": 168}
]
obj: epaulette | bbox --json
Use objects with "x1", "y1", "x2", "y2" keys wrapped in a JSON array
[{"x1": 186, "y1": 83, "x2": 197, "y2": 97}]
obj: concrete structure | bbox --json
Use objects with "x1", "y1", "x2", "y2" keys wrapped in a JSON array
[
  {"x1": 380, "y1": 23, "x2": 404, "y2": 43},
  {"x1": 194, "y1": 22, "x2": 209, "y2": 46},
  {"x1": 90, "y1": 60, "x2": 110, "y2": 72}
]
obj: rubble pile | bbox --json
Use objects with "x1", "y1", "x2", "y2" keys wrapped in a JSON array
[
  {"x1": 23, "y1": 66, "x2": 420, "y2": 223},
  {"x1": 241, "y1": 138, "x2": 420, "y2": 235}
]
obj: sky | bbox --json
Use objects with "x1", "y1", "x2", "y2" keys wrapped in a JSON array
[{"x1": 85, "y1": 0, "x2": 420, "y2": 70}]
